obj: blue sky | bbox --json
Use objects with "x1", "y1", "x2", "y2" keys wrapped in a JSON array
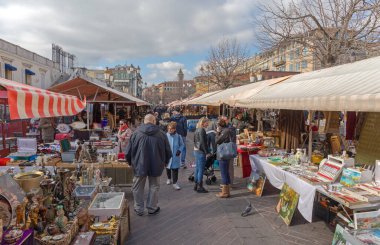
[{"x1": 0, "y1": 0, "x2": 262, "y2": 85}]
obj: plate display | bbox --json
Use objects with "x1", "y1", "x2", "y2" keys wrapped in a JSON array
[
  {"x1": 56, "y1": 123, "x2": 71, "y2": 133},
  {"x1": 0, "y1": 174, "x2": 25, "y2": 227},
  {"x1": 71, "y1": 121, "x2": 86, "y2": 130},
  {"x1": 0, "y1": 194, "x2": 12, "y2": 228}
]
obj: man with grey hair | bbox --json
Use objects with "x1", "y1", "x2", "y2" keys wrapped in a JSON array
[{"x1": 126, "y1": 114, "x2": 172, "y2": 216}]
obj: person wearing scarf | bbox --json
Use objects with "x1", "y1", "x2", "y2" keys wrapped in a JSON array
[{"x1": 117, "y1": 120, "x2": 132, "y2": 154}]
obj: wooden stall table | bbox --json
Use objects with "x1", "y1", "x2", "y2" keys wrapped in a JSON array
[
  {"x1": 249, "y1": 154, "x2": 317, "y2": 222},
  {"x1": 55, "y1": 161, "x2": 133, "y2": 186},
  {"x1": 237, "y1": 145, "x2": 261, "y2": 178}
]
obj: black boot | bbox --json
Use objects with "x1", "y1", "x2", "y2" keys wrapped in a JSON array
[
  {"x1": 197, "y1": 181, "x2": 208, "y2": 193},
  {"x1": 193, "y1": 182, "x2": 198, "y2": 191}
]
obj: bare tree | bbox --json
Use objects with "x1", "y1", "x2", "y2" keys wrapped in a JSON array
[
  {"x1": 201, "y1": 38, "x2": 250, "y2": 89},
  {"x1": 256, "y1": 0, "x2": 380, "y2": 68}
]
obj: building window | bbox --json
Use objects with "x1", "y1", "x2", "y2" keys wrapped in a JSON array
[
  {"x1": 295, "y1": 62, "x2": 300, "y2": 71},
  {"x1": 5, "y1": 63, "x2": 17, "y2": 80},
  {"x1": 25, "y1": 69, "x2": 35, "y2": 85},
  {"x1": 296, "y1": 48, "x2": 300, "y2": 57},
  {"x1": 289, "y1": 52, "x2": 294, "y2": 61},
  {"x1": 302, "y1": 60, "x2": 308, "y2": 68},
  {"x1": 303, "y1": 48, "x2": 308, "y2": 56},
  {"x1": 289, "y1": 64, "x2": 294, "y2": 71}
]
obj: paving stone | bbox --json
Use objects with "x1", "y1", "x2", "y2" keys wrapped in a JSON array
[{"x1": 127, "y1": 132, "x2": 333, "y2": 245}]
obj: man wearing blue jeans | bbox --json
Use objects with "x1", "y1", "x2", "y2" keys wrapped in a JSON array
[{"x1": 170, "y1": 110, "x2": 188, "y2": 168}]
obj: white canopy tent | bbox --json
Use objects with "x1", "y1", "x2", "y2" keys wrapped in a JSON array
[
  {"x1": 248, "y1": 56, "x2": 380, "y2": 112},
  {"x1": 183, "y1": 90, "x2": 223, "y2": 105},
  {"x1": 191, "y1": 76, "x2": 291, "y2": 107}
]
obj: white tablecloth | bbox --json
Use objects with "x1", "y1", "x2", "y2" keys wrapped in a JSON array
[{"x1": 249, "y1": 155, "x2": 317, "y2": 222}]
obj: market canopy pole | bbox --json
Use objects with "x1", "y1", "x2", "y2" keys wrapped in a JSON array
[
  {"x1": 0, "y1": 77, "x2": 86, "y2": 120},
  {"x1": 308, "y1": 110, "x2": 314, "y2": 161}
]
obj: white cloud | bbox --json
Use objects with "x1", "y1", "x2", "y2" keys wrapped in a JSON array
[
  {"x1": 193, "y1": 60, "x2": 208, "y2": 74},
  {"x1": 0, "y1": 0, "x2": 262, "y2": 66},
  {"x1": 146, "y1": 61, "x2": 194, "y2": 83}
]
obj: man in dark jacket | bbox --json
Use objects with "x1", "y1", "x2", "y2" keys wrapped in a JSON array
[
  {"x1": 170, "y1": 110, "x2": 188, "y2": 168},
  {"x1": 126, "y1": 114, "x2": 172, "y2": 216}
]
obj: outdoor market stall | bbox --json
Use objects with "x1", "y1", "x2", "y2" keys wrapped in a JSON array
[
  {"x1": 190, "y1": 76, "x2": 290, "y2": 107},
  {"x1": 48, "y1": 74, "x2": 150, "y2": 185},
  {"x1": 241, "y1": 56, "x2": 380, "y2": 243},
  {"x1": 0, "y1": 77, "x2": 86, "y2": 156},
  {"x1": 48, "y1": 74, "x2": 149, "y2": 128},
  {"x1": 0, "y1": 77, "x2": 131, "y2": 244},
  {"x1": 187, "y1": 77, "x2": 294, "y2": 179}
]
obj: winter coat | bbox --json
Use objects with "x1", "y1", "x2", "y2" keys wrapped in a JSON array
[
  {"x1": 216, "y1": 127, "x2": 232, "y2": 145},
  {"x1": 117, "y1": 127, "x2": 132, "y2": 153},
  {"x1": 194, "y1": 128, "x2": 209, "y2": 154},
  {"x1": 39, "y1": 118, "x2": 55, "y2": 143},
  {"x1": 159, "y1": 119, "x2": 171, "y2": 133},
  {"x1": 170, "y1": 114, "x2": 188, "y2": 137},
  {"x1": 126, "y1": 123, "x2": 172, "y2": 177},
  {"x1": 166, "y1": 132, "x2": 184, "y2": 169}
]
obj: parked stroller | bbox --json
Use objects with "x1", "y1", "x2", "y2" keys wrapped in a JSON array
[{"x1": 188, "y1": 153, "x2": 217, "y2": 185}]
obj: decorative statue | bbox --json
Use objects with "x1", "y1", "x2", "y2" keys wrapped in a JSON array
[
  {"x1": 55, "y1": 205, "x2": 68, "y2": 233},
  {"x1": 64, "y1": 172, "x2": 77, "y2": 214},
  {"x1": 77, "y1": 206, "x2": 91, "y2": 232},
  {"x1": 45, "y1": 205, "x2": 56, "y2": 224},
  {"x1": 78, "y1": 142, "x2": 92, "y2": 163},
  {"x1": 256, "y1": 110, "x2": 263, "y2": 132},
  {"x1": 24, "y1": 204, "x2": 40, "y2": 230},
  {"x1": 35, "y1": 195, "x2": 47, "y2": 223},
  {"x1": 16, "y1": 205, "x2": 25, "y2": 228}
]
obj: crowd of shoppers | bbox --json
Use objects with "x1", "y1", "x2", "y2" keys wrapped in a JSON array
[{"x1": 125, "y1": 107, "x2": 238, "y2": 216}]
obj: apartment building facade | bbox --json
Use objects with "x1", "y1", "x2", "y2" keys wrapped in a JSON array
[
  {"x1": 0, "y1": 39, "x2": 62, "y2": 89},
  {"x1": 249, "y1": 42, "x2": 315, "y2": 73}
]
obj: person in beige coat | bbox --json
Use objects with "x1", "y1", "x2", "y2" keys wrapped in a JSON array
[{"x1": 117, "y1": 120, "x2": 132, "y2": 154}]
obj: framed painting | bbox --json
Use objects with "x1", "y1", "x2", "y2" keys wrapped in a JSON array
[{"x1": 276, "y1": 183, "x2": 300, "y2": 226}]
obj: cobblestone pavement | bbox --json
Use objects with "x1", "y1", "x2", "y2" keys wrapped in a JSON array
[{"x1": 125, "y1": 133, "x2": 333, "y2": 245}]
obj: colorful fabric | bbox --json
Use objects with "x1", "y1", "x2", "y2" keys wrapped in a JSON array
[{"x1": 0, "y1": 77, "x2": 86, "y2": 120}]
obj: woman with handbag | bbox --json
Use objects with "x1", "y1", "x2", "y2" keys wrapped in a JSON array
[
  {"x1": 215, "y1": 118, "x2": 235, "y2": 198},
  {"x1": 193, "y1": 117, "x2": 210, "y2": 193}
]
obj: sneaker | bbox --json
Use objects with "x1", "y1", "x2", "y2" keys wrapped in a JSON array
[
  {"x1": 134, "y1": 209, "x2": 144, "y2": 216},
  {"x1": 166, "y1": 179, "x2": 171, "y2": 185},
  {"x1": 181, "y1": 163, "x2": 187, "y2": 169},
  {"x1": 173, "y1": 183, "x2": 181, "y2": 190},
  {"x1": 148, "y1": 207, "x2": 160, "y2": 215}
]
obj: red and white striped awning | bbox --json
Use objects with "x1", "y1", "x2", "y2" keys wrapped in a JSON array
[{"x1": 0, "y1": 78, "x2": 86, "y2": 120}]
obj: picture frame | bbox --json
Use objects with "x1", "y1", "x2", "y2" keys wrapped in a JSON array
[
  {"x1": 247, "y1": 174, "x2": 266, "y2": 197},
  {"x1": 276, "y1": 183, "x2": 300, "y2": 226},
  {"x1": 354, "y1": 210, "x2": 380, "y2": 230}
]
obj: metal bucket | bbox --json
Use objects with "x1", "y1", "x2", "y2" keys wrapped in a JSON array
[{"x1": 13, "y1": 171, "x2": 44, "y2": 193}]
